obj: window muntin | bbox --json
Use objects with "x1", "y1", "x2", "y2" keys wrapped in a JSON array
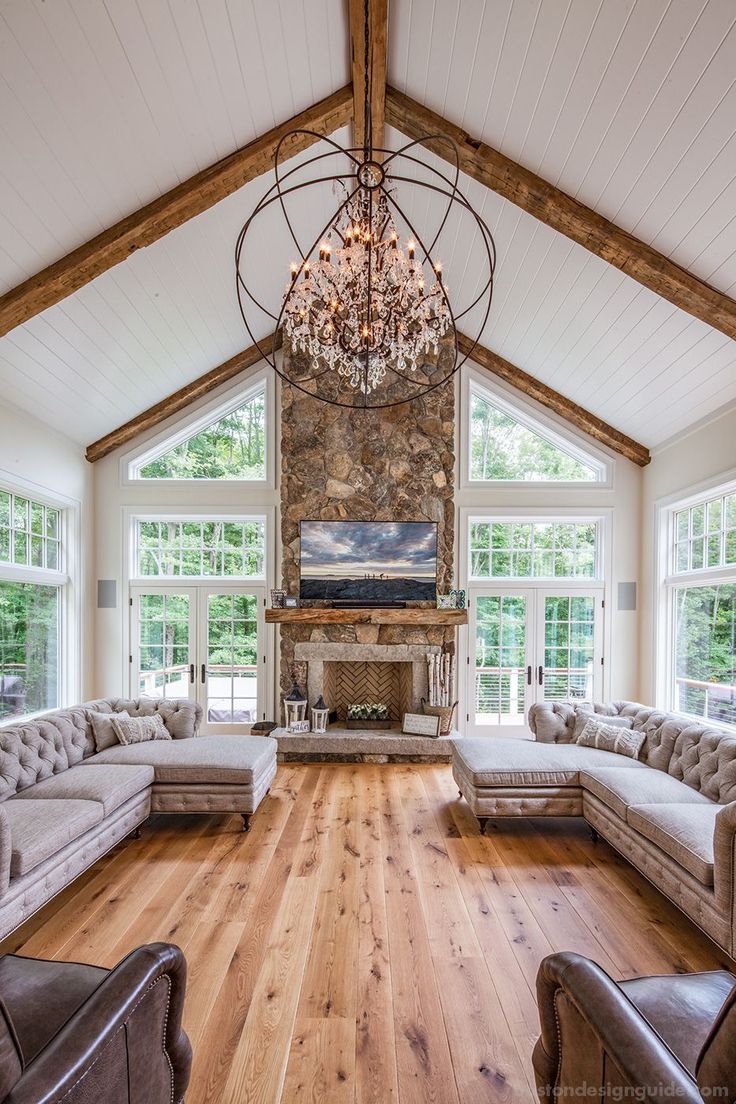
[
  {"x1": 470, "y1": 520, "x2": 598, "y2": 579},
  {"x1": 134, "y1": 389, "x2": 266, "y2": 480},
  {"x1": 0, "y1": 491, "x2": 61, "y2": 571},
  {"x1": 673, "y1": 492, "x2": 736, "y2": 574},
  {"x1": 672, "y1": 583, "x2": 735, "y2": 728},
  {"x1": 135, "y1": 520, "x2": 265, "y2": 578},
  {"x1": 469, "y1": 389, "x2": 602, "y2": 482},
  {"x1": 0, "y1": 581, "x2": 60, "y2": 720}
]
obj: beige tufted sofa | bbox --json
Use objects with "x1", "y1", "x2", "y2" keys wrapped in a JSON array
[
  {"x1": 0, "y1": 696, "x2": 277, "y2": 940},
  {"x1": 452, "y1": 700, "x2": 736, "y2": 958}
]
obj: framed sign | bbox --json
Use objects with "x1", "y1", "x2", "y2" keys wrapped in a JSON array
[
  {"x1": 402, "y1": 712, "x2": 441, "y2": 737},
  {"x1": 288, "y1": 719, "x2": 310, "y2": 734}
]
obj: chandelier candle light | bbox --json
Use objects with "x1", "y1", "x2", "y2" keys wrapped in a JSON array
[{"x1": 235, "y1": 2, "x2": 496, "y2": 408}]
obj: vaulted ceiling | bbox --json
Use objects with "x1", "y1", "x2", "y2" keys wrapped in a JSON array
[{"x1": 0, "y1": 0, "x2": 734, "y2": 450}]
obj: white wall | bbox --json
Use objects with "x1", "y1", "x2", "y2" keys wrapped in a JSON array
[
  {"x1": 0, "y1": 399, "x2": 94, "y2": 700},
  {"x1": 92, "y1": 364, "x2": 278, "y2": 699},
  {"x1": 639, "y1": 404, "x2": 736, "y2": 704}
]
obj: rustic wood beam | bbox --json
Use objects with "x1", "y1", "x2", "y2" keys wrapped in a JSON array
[
  {"x1": 0, "y1": 89, "x2": 353, "y2": 339},
  {"x1": 85, "y1": 333, "x2": 281, "y2": 463},
  {"x1": 387, "y1": 87, "x2": 736, "y2": 343},
  {"x1": 458, "y1": 333, "x2": 650, "y2": 467},
  {"x1": 349, "y1": 0, "x2": 388, "y2": 153}
]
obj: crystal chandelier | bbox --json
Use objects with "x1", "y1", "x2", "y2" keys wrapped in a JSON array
[
  {"x1": 235, "y1": 3, "x2": 496, "y2": 408},
  {"x1": 283, "y1": 167, "x2": 452, "y2": 397}
]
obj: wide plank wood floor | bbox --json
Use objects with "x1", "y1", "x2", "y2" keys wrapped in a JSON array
[{"x1": 3, "y1": 763, "x2": 731, "y2": 1103}]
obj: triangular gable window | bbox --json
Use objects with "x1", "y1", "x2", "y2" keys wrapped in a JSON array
[
  {"x1": 130, "y1": 385, "x2": 266, "y2": 481},
  {"x1": 469, "y1": 384, "x2": 605, "y2": 482}
]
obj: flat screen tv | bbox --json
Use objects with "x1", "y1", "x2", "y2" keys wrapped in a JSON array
[{"x1": 300, "y1": 520, "x2": 437, "y2": 604}]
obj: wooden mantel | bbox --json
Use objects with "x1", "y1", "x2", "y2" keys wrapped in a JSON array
[{"x1": 265, "y1": 608, "x2": 467, "y2": 626}]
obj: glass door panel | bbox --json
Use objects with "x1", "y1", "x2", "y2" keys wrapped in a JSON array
[
  {"x1": 470, "y1": 591, "x2": 533, "y2": 734},
  {"x1": 132, "y1": 590, "x2": 195, "y2": 700},
  {"x1": 539, "y1": 592, "x2": 601, "y2": 704},
  {"x1": 203, "y1": 591, "x2": 260, "y2": 729}
]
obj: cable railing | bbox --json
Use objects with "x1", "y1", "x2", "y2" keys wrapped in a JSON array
[
  {"x1": 475, "y1": 665, "x2": 593, "y2": 713},
  {"x1": 674, "y1": 675, "x2": 736, "y2": 726},
  {"x1": 138, "y1": 662, "x2": 258, "y2": 696}
]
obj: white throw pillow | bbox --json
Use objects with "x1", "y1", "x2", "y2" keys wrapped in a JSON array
[
  {"x1": 110, "y1": 712, "x2": 172, "y2": 746},
  {"x1": 573, "y1": 709, "x2": 633, "y2": 741},
  {"x1": 575, "y1": 716, "x2": 645, "y2": 759},
  {"x1": 90, "y1": 709, "x2": 131, "y2": 752}
]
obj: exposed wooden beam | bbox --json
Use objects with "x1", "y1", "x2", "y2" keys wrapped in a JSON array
[
  {"x1": 458, "y1": 333, "x2": 650, "y2": 467},
  {"x1": 0, "y1": 89, "x2": 353, "y2": 339},
  {"x1": 387, "y1": 87, "x2": 736, "y2": 344},
  {"x1": 85, "y1": 333, "x2": 281, "y2": 463},
  {"x1": 349, "y1": 0, "x2": 388, "y2": 153}
]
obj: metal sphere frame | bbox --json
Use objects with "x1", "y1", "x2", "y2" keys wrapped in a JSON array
[{"x1": 235, "y1": 129, "x2": 497, "y2": 409}]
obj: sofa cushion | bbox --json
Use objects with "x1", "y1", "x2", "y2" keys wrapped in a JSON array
[
  {"x1": 102, "y1": 698, "x2": 202, "y2": 740},
  {"x1": 89, "y1": 710, "x2": 130, "y2": 753},
  {"x1": 3, "y1": 799, "x2": 103, "y2": 877},
  {"x1": 11, "y1": 764, "x2": 154, "y2": 818},
  {"x1": 453, "y1": 738, "x2": 648, "y2": 788},
  {"x1": 626, "y1": 804, "x2": 719, "y2": 886},
  {"x1": 581, "y1": 767, "x2": 713, "y2": 821},
  {"x1": 110, "y1": 713, "x2": 171, "y2": 746},
  {"x1": 84, "y1": 734, "x2": 276, "y2": 785},
  {"x1": 575, "y1": 717, "x2": 645, "y2": 759}
]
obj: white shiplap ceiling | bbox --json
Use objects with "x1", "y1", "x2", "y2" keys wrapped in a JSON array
[{"x1": 0, "y1": 0, "x2": 735, "y2": 449}]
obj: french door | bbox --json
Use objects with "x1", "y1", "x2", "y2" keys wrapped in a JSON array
[
  {"x1": 130, "y1": 584, "x2": 267, "y2": 734},
  {"x1": 467, "y1": 587, "x2": 604, "y2": 736}
]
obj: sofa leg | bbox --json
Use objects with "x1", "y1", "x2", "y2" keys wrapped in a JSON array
[
  {"x1": 130, "y1": 827, "x2": 142, "y2": 840},
  {"x1": 589, "y1": 825, "x2": 599, "y2": 843},
  {"x1": 477, "y1": 817, "x2": 489, "y2": 835},
  {"x1": 241, "y1": 814, "x2": 251, "y2": 833},
  {"x1": 458, "y1": 789, "x2": 463, "y2": 800}
]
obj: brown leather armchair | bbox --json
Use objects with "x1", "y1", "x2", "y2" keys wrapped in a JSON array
[
  {"x1": 0, "y1": 942, "x2": 191, "y2": 1103},
  {"x1": 533, "y1": 952, "x2": 735, "y2": 1102}
]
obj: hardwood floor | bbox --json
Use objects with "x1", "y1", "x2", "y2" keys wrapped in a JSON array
[{"x1": 3, "y1": 764, "x2": 730, "y2": 1103}]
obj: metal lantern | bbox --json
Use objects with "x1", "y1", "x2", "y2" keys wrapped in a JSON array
[
  {"x1": 310, "y1": 695, "x2": 330, "y2": 734},
  {"x1": 283, "y1": 682, "x2": 308, "y2": 730}
]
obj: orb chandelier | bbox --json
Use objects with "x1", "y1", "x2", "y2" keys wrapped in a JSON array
[{"x1": 235, "y1": 10, "x2": 496, "y2": 408}]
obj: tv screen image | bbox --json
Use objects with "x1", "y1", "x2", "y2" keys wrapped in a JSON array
[{"x1": 300, "y1": 520, "x2": 438, "y2": 604}]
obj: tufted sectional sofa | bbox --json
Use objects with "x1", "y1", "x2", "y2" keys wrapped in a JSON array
[
  {"x1": 0, "y1": 696, "x2": 277, "y2": 941},
  {"x1": 452, "y1": 700, "x2": 736, "y2": 958}
]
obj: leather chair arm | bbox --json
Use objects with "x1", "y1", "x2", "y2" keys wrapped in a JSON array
[
  {"x1": 3, "y1": 943, "x2": 191, "y2": 1104},
  {"x1": 714, "y1": 801, "x2": 736, "y2": 919},
  {"x1": 534, "y1": 952, "x2": 702, "y2": 1102}
]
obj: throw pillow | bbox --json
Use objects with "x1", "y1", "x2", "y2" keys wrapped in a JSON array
[
  {"x1": 575, "y1": 716, "x2": 645, "y2": 760},
  {"x1": 573, "y1": 709, "x2": 633, "y2": 741},
  {"x1": 110, "y1": 712, "x2": 172, "y2": 746},
  {"x1": 90, "y1": 709, "x2": 131, "y2": 752}
]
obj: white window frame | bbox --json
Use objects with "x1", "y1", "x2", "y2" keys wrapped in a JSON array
[
  {"x1": 122, "y1": 505, "x2": 276, "y2": 718},
  {"x1": 131, "y1": 515, "x2": 268, "y2": 582},
  {"x1": 458, "y1": 506, "x2": 613, "y2": 730},
  {"x1": 654, "y1": 470, "x2": 736, "y2": 729},
  {"x1": 122, "y1": 367, "x2": 275, "y2": 489},
  {"x1": 0, "y1": 474, "x2": 82, "y2": 724},
  {"x1": 460, "y1": 366, "x2": 613, "y2": 490}
]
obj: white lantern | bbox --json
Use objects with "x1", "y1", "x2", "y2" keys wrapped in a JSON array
[
  {"x1": 310, "y1": 695, "x2": 329, "y2": 734},
  {"x1": 283, "y1": 682, "x2": 308, "y2": 730}
]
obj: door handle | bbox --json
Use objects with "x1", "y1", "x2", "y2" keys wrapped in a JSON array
[
  {"x1": 538, "y1": 665, "x2": 544, "y2": 685},
  {"x1": 526, "y1": 665, "x2": 532, "y2": 686},
  {"x1": 189, "y1": 663, "x2": 195, "y2": 684},
  {"x1": 201, "y1": 663, "x2": 206, "y2": 684}
]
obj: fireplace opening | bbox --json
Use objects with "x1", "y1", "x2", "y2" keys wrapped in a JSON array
[{"x1": 323, "y1": 660, "x2": 414, "y2": 724}]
